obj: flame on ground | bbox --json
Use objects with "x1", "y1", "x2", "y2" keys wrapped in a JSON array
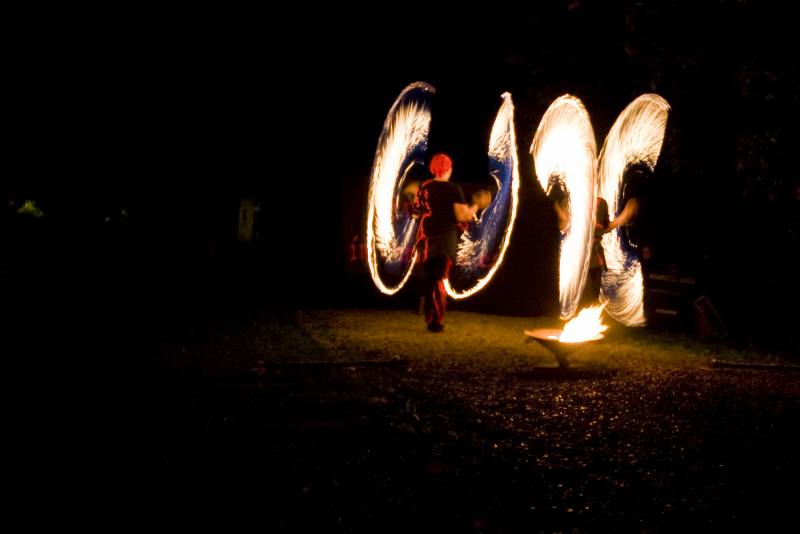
[{"x1": 559, "y1": 303, "x2": 609, "y2": 342}]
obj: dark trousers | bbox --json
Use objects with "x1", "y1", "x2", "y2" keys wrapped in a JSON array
[
  {"x1": 582, "y1": 267, "x2": 603, "y2": 307},
  {"x1": 423, "y1": 255, "x2": 452, "y2": 327}
]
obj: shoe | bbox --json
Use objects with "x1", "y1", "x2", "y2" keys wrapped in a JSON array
[{"x1": 427, "y1": 323, "x2": 444, "y2": 333}]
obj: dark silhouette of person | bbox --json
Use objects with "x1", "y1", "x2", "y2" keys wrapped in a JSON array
[
  {"x1": 606, "y1": 165, "x2": 646, "y2": 237},
  {"x1": 582, "y1": 197, "x2": 609, "y2": 306},
  {"x1": 546, "y1": 175, "x2": 570, "y2": 235},
  {"x1": 413, "y1": 153, "x2": 489, "y2": 332}
]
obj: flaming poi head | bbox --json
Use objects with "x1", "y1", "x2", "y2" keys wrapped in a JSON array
[
  {"x1": 530, "y1": 95, "x2": 598, "y2": 320},
  {"x1": 598, "y1": 94, "x2": 670, "y2": 326},
  {"x1": 366, "y1": 82, "x2": 435, "y2": 295},
  {"x1": 444, "y1": 92, "x2": 521, "y2": 299}
]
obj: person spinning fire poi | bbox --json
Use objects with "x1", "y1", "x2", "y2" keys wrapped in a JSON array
[
  {"x1": 581, "y1": 196, "x2": 610, "y2": 306},
  {"x1": 546, "y1": 175, "x2": 570, "y2": 235},
  {"x1": 413, "y1": 153, "x2": 491, "y2": 332},
  {"x1": 604, "y1": 164, "x2": 646, "y2": 236},
  {"x1": 601, "y1": 164, "x2": 653, "y2": 315}
]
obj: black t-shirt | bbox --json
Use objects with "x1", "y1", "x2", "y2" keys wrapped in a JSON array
[
  {"x1": 416, "y1": 179, "x2": 466, "y2": 236},
  {"x1": 415, "y1": 179, "x2": 466, "y2": 259}
]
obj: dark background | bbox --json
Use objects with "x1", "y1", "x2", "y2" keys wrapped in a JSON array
[{"x1": 4, "y1": 1, "x2": 798, "y2": 353}]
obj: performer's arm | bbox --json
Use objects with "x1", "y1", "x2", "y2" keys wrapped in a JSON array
[{"x1": 606, "y1": 198, "x2": 639, "y2": 232}]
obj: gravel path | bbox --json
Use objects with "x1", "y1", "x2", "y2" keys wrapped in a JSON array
[{"x1": 140, "y1": 309, "x2": 799, "y2": 532}]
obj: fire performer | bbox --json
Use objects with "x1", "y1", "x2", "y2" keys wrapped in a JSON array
[
  {"x1": 582, "y1": 197, "x2": 610, "y2": 306},
  {"x1": 413, "y1": 153, "x2": 491, "y2": 332},
  {"x1": 547, "y1": 176, "x2": 571, "y2": 235},
  {"x1": 605, "y1": 165, "x2": 646, "y2": 235}
]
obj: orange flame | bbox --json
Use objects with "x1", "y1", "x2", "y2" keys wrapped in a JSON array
[{"x1": 559, "y1": 303, "x2": 608, "y2": 342}]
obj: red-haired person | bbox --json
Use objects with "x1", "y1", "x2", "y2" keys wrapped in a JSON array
[{"x1": 413, "y1": 153, "x2": 490, "y2": 332}]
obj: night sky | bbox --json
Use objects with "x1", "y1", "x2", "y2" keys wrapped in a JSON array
[{"x1": 5, "y1": 1, "x2": 798, "y2": 348}]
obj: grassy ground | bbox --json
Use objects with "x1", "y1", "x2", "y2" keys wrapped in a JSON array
[
  {"x1": 144, "y1": 309, "x2": 799, "y2": 532},
  {"x1": 164, "y1": 308, "x2": 794, "y2": 371}
]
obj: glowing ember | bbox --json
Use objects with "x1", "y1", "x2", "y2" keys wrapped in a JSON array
[
  {"x1": 598, "y1": 94, "x2": 670, "y2": 326},
  {"x1": 366, "y1": 82, "x2": 435, "y2": 295},
  {"x1": 530, "y1": 95, "x2": 597, "y2": 320},
  {"x1": 559, "y1": 303, "x2": 608, "y2": 342}
]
